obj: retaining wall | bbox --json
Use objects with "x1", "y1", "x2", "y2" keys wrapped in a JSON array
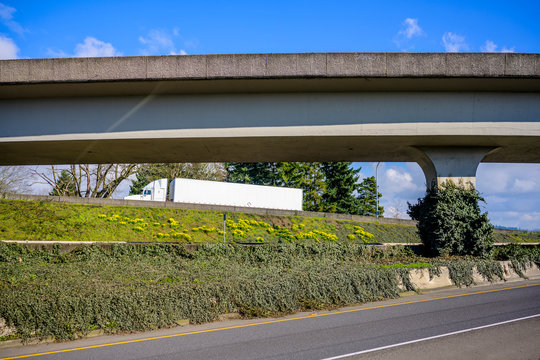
[{"x1": 406, "y1": 261, "x2": 540, "y2": 290}]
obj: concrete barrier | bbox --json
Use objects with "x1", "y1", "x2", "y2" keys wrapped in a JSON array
[
  {"x1": 0, "y1": 193, "x2": 415, "y2": 225},
  {"x1": 407, "y1": 261, "x2": 540, "y2": 290}
]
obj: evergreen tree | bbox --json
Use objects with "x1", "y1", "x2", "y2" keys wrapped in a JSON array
[
  {"x1": 129, "y1": 172, "x2": 151, "y2": 195},
  {"x1": 408, "y1": 181, "x2": 493, "y2": 257},
  {"x1": 321, "y1": 162, "x2": 361, "y2": 214},
  {"x1": 279, "y1": 162, "x2": 326, "y2": 211},
  {"x1": 49, "y1": 169, "x2": 76, "y2": 196},
  {"x1": 356, "y1": 176, "x2": 384, "y2": 216},
  {"x1": 225, "y1": 162, "x2": 280, "y2": 186}
]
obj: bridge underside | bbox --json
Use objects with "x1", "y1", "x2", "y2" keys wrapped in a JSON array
[
  {"x1": 1, "y1": 53, "x2": 539, "y2": 188},
  {"x1": 1, "y1": 135, "x2": 539, "y2": 165}
]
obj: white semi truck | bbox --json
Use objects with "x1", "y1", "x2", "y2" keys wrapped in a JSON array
[
  {"x1": 123, "y1": 178, "x2": 168, "y2": 202},
  {"x1": 124, "y1": 178, "x2": 303, "y2": 211}
]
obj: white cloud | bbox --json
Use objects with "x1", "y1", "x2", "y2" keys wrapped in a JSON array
[
  {"x1": 481, "y1": 40, "x2": 515, "y2": 53},
  {"x1": 477, "y1": 163, "x2": 540, "y2": 195},
  {"x1": 399, "y1": 18, "x2": 423, "y2": 39},
  {"x1": 0, "y1": 3, "x2": 14, "y2": 19},
  {"x1": 139, "y1": 29, "x2": 187, "y2": 55},
  {"x1": 370, "y1": 163, "x2": 425, "y2": 219},
  {"x1": 170, "y1": 49, "x2": 188, "y2": 55},
  {"x1": 74, "y1": 37, "x2": 122, "y2": 57},
  {"x1": 442, "y1": 32, "x2": 468, "y2": 52},
  {"x1": 394, "y1": 18, "x2": 424, "y2": 51},
  {"x1": 512, "y1": 178, "x2": 536, "y2": 193},
  {"x1": 46, "y1": 37, "x2": 121, "y2": 58},
  {"x1": 385, "y1": 167, "x2": 421, "y2": 193},
  {"x1": 477, "y1": 163, "x2": 540, "y2": 229},
  {"x1": 481, "y1": 40, "x2": 497, "y2": 52},
  {"x1": 0, "y1": 2, "x2": 26, "y2": 35},
  {"x1": 501, "y1": 46, "x2": 515, "y2": 53},
  {"x1": 0, "y1": 34, "x2": 18, "y2": 59}
]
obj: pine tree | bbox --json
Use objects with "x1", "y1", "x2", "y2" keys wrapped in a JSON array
[
  {"x1": 356, "y1": 176, "x2": 384, "y2": 216},
  {"x1": 49, "y1": 169, "x2": 76, "y2": 196},
  {"x1": 278, "y1": 162, "x2": 326, "y2": 211},
  {"x1": 226, "y1": 162, "x2": 280, "y2": 186},
  {"x1": 321, "y1": 162, "x2": 361, "y2": 214}
]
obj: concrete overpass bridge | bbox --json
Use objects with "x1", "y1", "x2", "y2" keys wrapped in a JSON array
[{"x1": 1, "y1": 53, "x2": 539, "y2": 187}]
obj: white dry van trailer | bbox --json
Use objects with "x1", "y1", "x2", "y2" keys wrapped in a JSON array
[{"x1": 125, "y1": 178, "x2": 303, "y2": 211}]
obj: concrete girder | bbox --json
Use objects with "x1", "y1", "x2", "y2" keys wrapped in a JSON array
[
  {"x1": 1, "y1": 53, "x2": 539, "y2": 167},
  {"x1": 415, "y1": 147, "x2": 498, "y2": 189}
]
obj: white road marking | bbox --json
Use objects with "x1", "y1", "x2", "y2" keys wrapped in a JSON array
[{"x1": 320, "y1": 313, "x2": 540, "y2": 360}]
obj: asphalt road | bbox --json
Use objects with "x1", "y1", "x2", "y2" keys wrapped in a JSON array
[{"x1": 2, "y1": 281, "x2": 539, "y2": 360}]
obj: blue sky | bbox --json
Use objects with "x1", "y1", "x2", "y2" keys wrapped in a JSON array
[{"x1": 1, "y1": 1, "x2": 539, "y2": 229}]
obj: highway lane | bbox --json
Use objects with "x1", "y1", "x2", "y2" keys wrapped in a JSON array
[
  {"x1": 1, "y1": 281, "x2": 539, "y2": 360},
  {"x1": 336, "y1": 316, "x2": 540, "y2": 360}
]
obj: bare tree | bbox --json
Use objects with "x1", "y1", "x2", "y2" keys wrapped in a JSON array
[
  {"x1": 35, "y1": 164, "x2": 139, "y2": 198},
  {"x1": 129, "y1": 163, "x2": 227, "y2": 195},
  {"x1": 0, "y1": 166, "x2": 33, "y2": 194},
  {"x1": 387, "y1": 200, "x2": 407, "y2": 219},
  {"x1": 144, "y1": 163, "x2": 227, "y2": 182}
]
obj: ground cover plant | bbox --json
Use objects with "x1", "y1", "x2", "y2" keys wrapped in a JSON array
[
  {"x1": 0, "y1": 242, "x2": 411, "y2": 341},
  {"x1": 0, "y1": 242, "x2": 534, "y2": 342}
]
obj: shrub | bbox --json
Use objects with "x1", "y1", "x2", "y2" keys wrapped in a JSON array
[
  {"x1": 353, "y1": 226, "x2": 374, "y2": 242},
  {"x1": 232, "y1": 229, "x2": 245, "y2": 238},
  {"x1": 171, "y1": 232, "x2": 192, "y2": 242},
  {"x1": 0, "y1": 243, "x2": 408, "y2": 341},
  {"x1": 407, "y1": 181, "x2": 493, "y2": 257}
]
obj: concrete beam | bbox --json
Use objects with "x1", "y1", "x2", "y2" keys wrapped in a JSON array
[
  {"x1": 1, "y1": 53, "x2": 539, "y2": 99},
  {"x1": 2, "y1": 53, "x2": 539, "y2": 84}
]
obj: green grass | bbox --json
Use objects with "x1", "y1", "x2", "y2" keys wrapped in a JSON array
[
  {"x1": 0, "y1": 199, "x2": 537, "y2": 245},
  {"x1": 492, "y1": 230, "x2": 540, "y2": 243},
  {"x1": 0, "y1": 199, "x2": 420, "y2": 244}
]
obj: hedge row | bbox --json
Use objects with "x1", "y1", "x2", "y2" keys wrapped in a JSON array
[{"x1": 0, "y1": 243, "x2": 533, "y2": 341}]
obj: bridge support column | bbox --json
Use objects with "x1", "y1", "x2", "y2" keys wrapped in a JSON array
[{"x1": 415, "y1": 147, "x2": 496, "y2": 189}]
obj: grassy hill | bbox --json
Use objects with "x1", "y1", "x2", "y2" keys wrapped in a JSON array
[
  {"x1": 0, "y1": 198, "x2": 538, "y2": 244},
  {"x1": 0, "y1": 199, "x2": 418, "y2": 244}
]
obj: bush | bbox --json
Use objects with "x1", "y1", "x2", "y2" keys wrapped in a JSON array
[
  {"x1": 407, "y1": 181, "x2": 493, "y2": 257},
  {"x1": 0, "y1": 243, "x2": 413, "y2": 341}
]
